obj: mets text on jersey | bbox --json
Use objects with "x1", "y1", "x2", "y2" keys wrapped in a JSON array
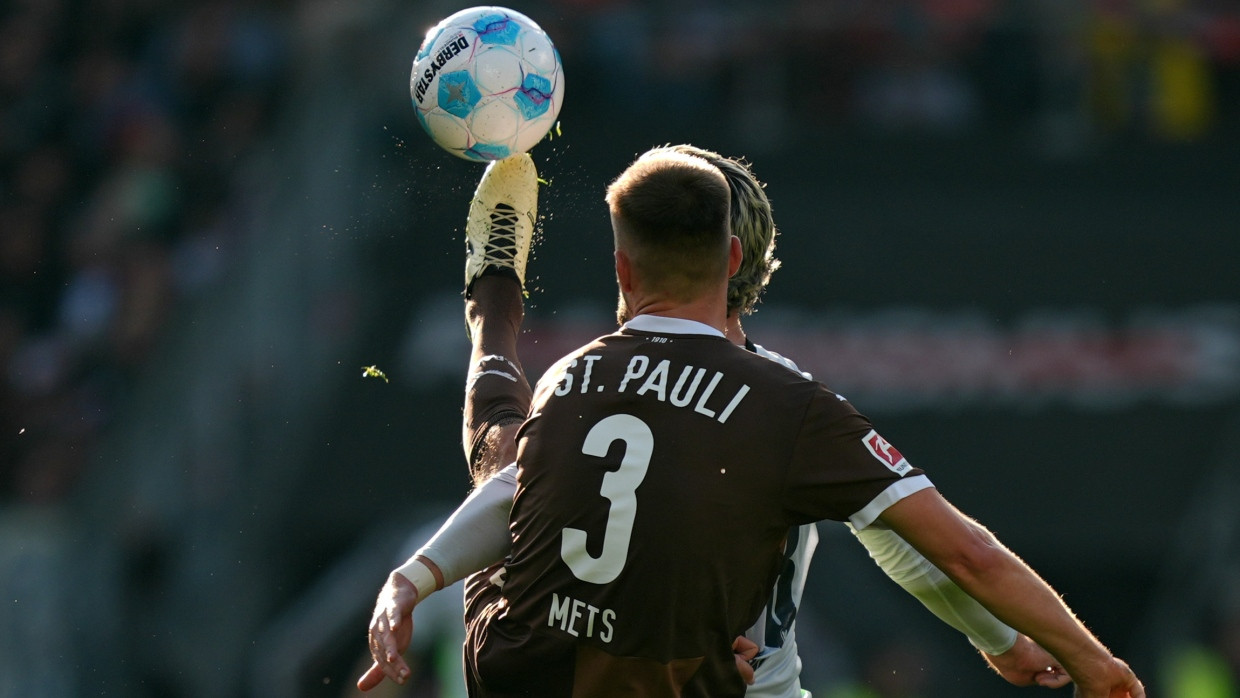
[
  {"x1": 548, "y1": 592, "x2": 616, "y2": 642},
  {"x1": 552, "y1": 353, "x2": 751, "y2": 424}
]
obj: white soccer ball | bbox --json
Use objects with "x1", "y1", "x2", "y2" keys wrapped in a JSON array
[{"x1": 410, "y1": 6, "x2": 565, "y2": 162}]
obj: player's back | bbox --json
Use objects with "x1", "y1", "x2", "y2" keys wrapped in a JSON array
[{"x1": 469, "y1": 317, "x2": 896, "y2": 697}]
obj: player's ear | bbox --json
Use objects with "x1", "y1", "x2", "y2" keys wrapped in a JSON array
[
  {"x1": 727, "y1": 235, "x2": 743, "y2": 278},
  {"x1": 615, "y1": 248, "x2": 634, "y2": 292}
]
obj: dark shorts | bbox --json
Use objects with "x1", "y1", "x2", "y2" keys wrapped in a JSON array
[{"x1": 462, "y1": 564, "x2": 573, "y2": 697}]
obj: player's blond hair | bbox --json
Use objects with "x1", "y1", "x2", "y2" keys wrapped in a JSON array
[{"x1": 669, "y1": 145, "x2": 780, "y2": 317}]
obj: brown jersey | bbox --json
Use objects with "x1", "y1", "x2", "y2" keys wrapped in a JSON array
[{"x1": 464, "y1": 316, "x2": 931, "y2": 698}]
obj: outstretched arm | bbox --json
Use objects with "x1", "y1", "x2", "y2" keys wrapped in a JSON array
[
  {"x1": 851, "y1": 524, "x2": 1017, "y2": 654},
  {"x1": 395, "y1": 464, "x2": 517, "y2": 596},
  {"x1": 877, "y1": 488, "x2": 1144, "y2": 698},
  {"x1": 985, "y1": 634, "x2": 1071, "y2": 688},
  {"x1": 850, "y1": 524, "x2": 1069, "y2": 687},
  {"x1": 358, "y1": 466, "x2": 518, "y2": 691}
]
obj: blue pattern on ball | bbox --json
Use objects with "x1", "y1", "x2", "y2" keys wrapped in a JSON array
[
  {"x1": 412, "y1": 7, "x2": 563, "y2": 161},
  {"x1": 469, "y1": 142, "x2": 512, "y2": 160},
  {"x1": 438, "y1": 71, "x2": 481, "y2": 118},
  {"x1": 514, "y1": 73, "x2": 553, "y2": 119},
  {"x1": 473, "y1": 13, "x2": 519, "y2": 45}
]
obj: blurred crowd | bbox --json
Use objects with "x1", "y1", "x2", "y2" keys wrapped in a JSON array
[
  {"x1": 1, "y1": 1, "x2": 1238, "y2": 696},
  {"x1": 530, "y1": 0, "x2": 1240, "y2": 148},
  {"x1": 2, "y1": 0, "x2": 1239, "y2": 512},
  {"x1": 0, "y1": 0, "x2": 288, "y2": 504}
]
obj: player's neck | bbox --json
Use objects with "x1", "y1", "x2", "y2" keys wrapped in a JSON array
[{"x1": 630, "y1": 295, "x2": 728, "y2": 334}]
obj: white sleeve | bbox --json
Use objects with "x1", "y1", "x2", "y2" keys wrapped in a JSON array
[
  {"x1": 850, "y1": 523, "x2": 1018, "y2": 655},
  {"x1": 393, "y1": 464, "x2": 517, "y2": 601}
]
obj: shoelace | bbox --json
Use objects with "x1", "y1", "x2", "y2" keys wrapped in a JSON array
[{"x1": 481, "y1": 203, "x2": 524, "y2": 266}]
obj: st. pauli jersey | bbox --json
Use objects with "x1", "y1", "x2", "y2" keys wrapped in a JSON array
[{"x1": 465, "y1": 315, "x2": 931, "y2": 698}]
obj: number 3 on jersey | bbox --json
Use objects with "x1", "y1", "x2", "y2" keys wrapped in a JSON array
[{"x1": 560, "y1": 414, "x2": 652, "y2": 584}]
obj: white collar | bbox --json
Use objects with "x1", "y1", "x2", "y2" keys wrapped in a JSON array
[{"x1": 621, "y1": 314, "x2": 725, "y2": 338}]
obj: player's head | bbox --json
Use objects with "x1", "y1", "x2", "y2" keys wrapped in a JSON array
[
  {"x1": 605, "y1": 148, "x2": 732, "y2": 321},
  {"x1": 668, "y1": 145, "x2": 780, "y2": 318}
]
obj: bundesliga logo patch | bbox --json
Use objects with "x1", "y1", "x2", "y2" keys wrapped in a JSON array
[{"x1": 862, "y1": 429, "x2": 912, "y2": 476}]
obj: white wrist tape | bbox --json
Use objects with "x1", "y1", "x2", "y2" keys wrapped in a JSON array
[
  {"x1": 393, "y1": 557, "x2": 439, "y2": 602},
  {"x1": 403, "y1": 464, "x2": 518, "y2": 590}
]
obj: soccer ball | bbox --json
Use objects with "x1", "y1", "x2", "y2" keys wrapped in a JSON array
[{"x1": 410, "y1": 6, "x2": 564, "y2": 162}]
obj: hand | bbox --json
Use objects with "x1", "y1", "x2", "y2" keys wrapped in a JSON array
[
  {"x1": 732, "y1": 635, "x2": 759, "y2": 686},
  {"x1": 357, "y1": 572, "x2": 419, "y2": 691},
  {"x1": 1070, "y1": 656, "x2": 1145, "y2": 698},
  {"x1": 983, "y1": 634, "x2": 1070, "y2": 688}
]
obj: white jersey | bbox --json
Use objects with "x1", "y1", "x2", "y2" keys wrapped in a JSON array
[{"x1": 744, "y1": 342, "x2": 816, "y2": 698}]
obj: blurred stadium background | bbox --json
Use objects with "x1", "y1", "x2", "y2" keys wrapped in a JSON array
[{"x1": 2, "y1": 0, "x2": 1239, "y2": 696}]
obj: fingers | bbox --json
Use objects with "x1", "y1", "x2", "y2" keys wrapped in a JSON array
[
  {"x1": 386, "y1": 601, "x2": 401, "y2": 631},
  {"x1": 1124, "y1": 659, "x2": 1147, "y2": 698},
  {"x1": 362, "y1": 574, "x2": 421, "y2": 691},
  {"x1": 731, "y1": 635, "x2": 760, "y2": 662},
  {"x1": 367, "y1": 610, "x2": 411, "y2": 685},
  {"x1": 1034, "y1": 667, "x2": 1071, "y2": 689},
  {"x1": 734, "y1": 655, "x2": 755, "y2": 686},
  {"x1": 731, "y1": 636, "x2": 759, "y2": 686},
  {"x1": 1067, "y1": 665, "x2": 1146, "y2": 698},
  {"x1": 376, "y1": 611, "x2": 396, "y2": 660},
  {"x1": 357, "y1": 662, "x2": 386, "y2": 692}
]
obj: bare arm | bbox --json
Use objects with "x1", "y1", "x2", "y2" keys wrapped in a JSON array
[
  {"x1": 851, "y1": 524, "x2": 1069, "y2": 687},
  {"x1": 877, "y1": 488, "x2": 1144, "y2": 697},
  {"x1": 851, "y1": 524, "x2": 1017, "y2": 654}
]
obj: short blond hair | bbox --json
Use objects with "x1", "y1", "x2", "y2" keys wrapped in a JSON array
[
  {"x1": 605, "y1": 148, "x2": 732, "y2": 301},
  {"x1": 668, "y1": 145, "x2": 780, "y2": 317}
]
